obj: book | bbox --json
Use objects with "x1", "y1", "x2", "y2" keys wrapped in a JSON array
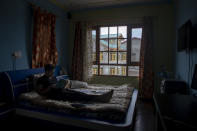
[{"x1": 56, "y1": 79, "x2": 68, "y2": 89}]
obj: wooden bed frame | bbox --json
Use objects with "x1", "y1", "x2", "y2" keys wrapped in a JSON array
[{"x1": 15, "y1": 89, "x2": 138, "y2": 131}]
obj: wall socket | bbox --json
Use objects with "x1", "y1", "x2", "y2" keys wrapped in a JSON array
[{"x1": 12, "y1": 51, "x2": 22, "y2": 58}]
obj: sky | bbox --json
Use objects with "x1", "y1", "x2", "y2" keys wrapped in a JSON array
[
  {"x1": 100, "y1": 26, "x2": 142, "y2": 38},
  {"x1": 132, "y1": 28, "x2": 142, "y2": 38}
]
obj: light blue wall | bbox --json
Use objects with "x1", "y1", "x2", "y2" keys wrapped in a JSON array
[
  {"x1": 56, "y1": 17, "x2": 69, "y2": 70},
  {"x1": 175, "y1": 0, "x2": 197, "y2": 94},
  {"x1": 0, "y1": 0, "x2": 31, "y2": 71},
  {"x1": 0, "y1": 0, "x2": 69, "y2": 72}
]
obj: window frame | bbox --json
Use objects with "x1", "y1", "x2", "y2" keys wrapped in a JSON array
[{"x1": 92, "y1": 24, "x2": 143, "y2": 76}]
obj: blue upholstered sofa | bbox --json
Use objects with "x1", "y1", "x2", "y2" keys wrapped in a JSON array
[{"x1": 0, "y1": 66, "x2": 69, "y2": 105}]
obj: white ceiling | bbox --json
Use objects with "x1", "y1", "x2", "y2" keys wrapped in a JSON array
[{"x1": 49, "y1": 0, "x2": 172, "y2": 11}]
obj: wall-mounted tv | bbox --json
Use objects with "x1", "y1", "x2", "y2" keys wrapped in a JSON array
[
  {"x1": 177, "y1": 20, "x2": 197, "y2": 52},
  {"x1": 191, "y1": 64, "x2": 197, "y2": 90}
]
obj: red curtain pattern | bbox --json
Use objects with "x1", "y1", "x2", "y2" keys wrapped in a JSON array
[
  {"x1": 32, "y1": 7, "x2": 58, "y2": 68},
  {"x1": 72, "y1": 22, "x2": 83, "y2": 81},
  {"x1": 139, "y1": 17, "x2": 154, "y2": 99}
]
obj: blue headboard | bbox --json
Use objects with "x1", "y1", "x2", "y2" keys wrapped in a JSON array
[
  {"x1": 0, "y1": 66, "x2": 69, "y2": 103},
  {"x1": 6, "y1": 68, "x2": 44, "y2": 85}
]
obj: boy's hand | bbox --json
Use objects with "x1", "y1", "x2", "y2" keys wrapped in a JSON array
[{"x1": 64, "y1": 80, "x2": 71, "y2": 89}]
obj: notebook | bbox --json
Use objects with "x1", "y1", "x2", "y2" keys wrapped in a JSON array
[{"x1": 56, "y1": 79, "x2": 68, "y2": 89}]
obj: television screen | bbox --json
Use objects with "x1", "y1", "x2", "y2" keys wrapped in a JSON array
[
  {"x1": 177, "y1": 20, "x2": 193, "y2": 51},
  {"x1": 191, "y1": 64, "x2": 197, "y2": 90}
]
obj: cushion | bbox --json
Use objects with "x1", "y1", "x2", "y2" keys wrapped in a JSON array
[{"x1": 71, "y1": 80, "x2": 88, "y2": 89}]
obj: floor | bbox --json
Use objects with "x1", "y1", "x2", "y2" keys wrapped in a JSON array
[
  {"x1": 0, "y1": 99, "x2": 155, "y2": 131},
  {"x1": 134, "y1": 99, "x2": 155, "y2": 131}
]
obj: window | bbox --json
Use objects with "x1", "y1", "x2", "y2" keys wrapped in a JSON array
[
  {"x1": 92, "y1": 30, "x2": 96, "y2": 62},
  {"x1": 122, "y1": 53, "x2": 126, "y2": 61},
  {"x1": 110, "y1": 52, "x2": 116, "y2": 61},
  {"x1": 110, "y1": 67, "x2": 115, "y2": 75},
  {"x1": 92, "y1": 25, "x2": 142, "y2": 76},
  {"x1": 100, "y1": 52, "x2": 103, "y2": 61},
  {"x1": 131, "y1": 28, "x2": 142, "y2": 63},
  {"x1": 93, "y1": 68, "x2": 98, "y2": 75},
  {"x1": 122, "y1": 66, "x2": 126, "y2": 76},
  {"x1": 100, "y1": 67, "x2": 103, "y2": 75},
  {"x1": 117, "y1": 67, "x2": 120, "y2": 75}
]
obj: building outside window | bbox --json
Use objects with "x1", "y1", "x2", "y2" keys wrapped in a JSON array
[
  {"x1": 100, "y1": 52, "x2": 103, "y2": 61},
  {"x1": 122, "y1": 53, "x2": 126, "y2": 61},
  {"x1": 93, "y1": 68, "x2": 98, "y2": 75},
  {"x1": 110, "y1": 67, "x2": 116, "y2": 75},
  {"x1": 110, "y1": 52, "x2": 116, "y2": 61},
  {"x1": 100, "y1": 67, "x2": 103, "y2": 75},
  {"x1": 122, "y1": 66, "x2": 126, "y2": 76}
]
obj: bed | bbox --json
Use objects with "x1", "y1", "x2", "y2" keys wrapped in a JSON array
[{"x1": 0, "y1": 68, "x2": 138, "y2": 131}]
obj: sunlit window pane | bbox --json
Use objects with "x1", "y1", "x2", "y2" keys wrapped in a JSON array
[
  {"x1": 118, "y1": 52, "x2": 126, "y2": 64},
  {"x1": 100, "y1": 52, "x2": 108, "y2": 64},
  {"x1": 100, "y1": 27, "x2": 108, "y2": 39},
  {"x1": 118, "y1": 39, "x2": 127, "y2": 51},
  {"x1": 100, "y1": 67, "x2": 103, "y2": 75},
  {"x1": 128, "y1": 66, "x2": 139, "y2": 76},
  {"x1": 109, "y1": 52, "x2": 117, "y2": 64},
  {"x1": 132, "y1": 28, "x2": 142, "y2": 39},
  {"x1": 92, "y1": 30, "x2": 96, "y2": 52},
  {"x1": 100, "y1": 40, "x2": 108, "y2": 51},
  {"x1": 92, "y1": 30, "x2": 96, "y2": 62},
  {"x1": 118, "y1": 26, "x2": 127, "y2": 38},
  {"x1": 92, "y1": 65, "x2": 98, "y2": 75},
  {"x1": 109, "y1": 27, "x2": 117, "y2": 38},
  {"x1": 131, "y1": 28, "x2": 142, "y2": 62},
  {"x1": 100, "y1": 65, "x2": 110, "y2": 75},
  {"x1": 121, "y1": 66, "x2": 127, "y2": 76},
  {"x1": 110, "y1": 66, "x2": 116, "y2": 75},
  {"x1": 109, "y1": 39, "x2": 117, "y2": 51}
]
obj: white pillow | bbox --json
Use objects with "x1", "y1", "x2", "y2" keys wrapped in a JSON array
[{"x1": 71, "y1": 80, "x2": 88, "y2": 89}]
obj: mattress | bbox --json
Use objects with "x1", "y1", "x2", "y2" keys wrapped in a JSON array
[{"x1": 17, "y1": 84, "x2": 134, "y2": 123}]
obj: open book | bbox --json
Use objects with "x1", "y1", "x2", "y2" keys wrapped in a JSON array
[{"x1": 56, "y1": 79, "x2": 70, "y2": 89}]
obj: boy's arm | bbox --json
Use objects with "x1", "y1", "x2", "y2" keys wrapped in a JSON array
[{"x1": 36, "y1": 84, "x2": 54, "y2": 95}]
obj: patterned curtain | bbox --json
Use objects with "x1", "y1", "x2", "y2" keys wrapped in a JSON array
[
  {"x1": 72, "y1": 22, "x2": 83, "y2": 80},
  {"x1": 32, "y1": 7, "x2": 58, "y2": 68},
  {"x1": 139, "y1": 17, "x2": 154, "y2": 99},
  {"x1": 82, "y1": 25, "x2": 94, "y2": 82},
  {"x1": 72, "y1": 22, "x2": 94, "y2": 81}
]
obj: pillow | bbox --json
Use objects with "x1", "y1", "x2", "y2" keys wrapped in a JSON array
[{"x1": 71, "y1": 80, "x2": 88, "y2": 89}]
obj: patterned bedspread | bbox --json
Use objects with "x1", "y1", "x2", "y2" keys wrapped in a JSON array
[{"x1": 17, "y1": 84, "x2": 134, "y2": 123}]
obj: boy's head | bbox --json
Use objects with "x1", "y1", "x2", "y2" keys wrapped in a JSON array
[{"x1": 44, "y1": 64, "x2": 55, "y2": 77}]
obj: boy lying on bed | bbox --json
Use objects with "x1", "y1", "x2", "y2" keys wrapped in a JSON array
[{"x1": 36, "y1": 64, "x2": 113, "y2": 102}]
